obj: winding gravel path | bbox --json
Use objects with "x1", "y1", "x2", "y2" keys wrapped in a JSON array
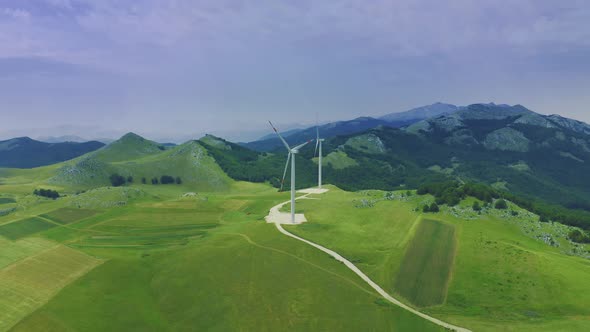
[{"x1": 267, "y1": 191, "x2": 472, "y2": 332}]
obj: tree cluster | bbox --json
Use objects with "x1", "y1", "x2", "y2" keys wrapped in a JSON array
[
  {"x1": 422, "y1": 202, "x2": 440, "y2": 213},
  {"x1": 568, "y1": 229, "x2": 590, "y2": 244},
  {"x1": 109, "y1": 174, "x2": 127, "y2": 187},
  {"x1": 494, "y1": 199, "x2": 508, "y2": 209},
  {"x1": 33, "y1": 188, "x2": 60, "y2": 199},
  {"x1": 150, "y1": 175, "x2": 182, "y2": 185},
  {"x1": 416, "y1": 180, "x2": 590, "y2": 230}
]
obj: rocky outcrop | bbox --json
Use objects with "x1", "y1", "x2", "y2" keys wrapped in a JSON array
[{"x1": 483, "y1": 128, "x2": 530, "y2": 152}]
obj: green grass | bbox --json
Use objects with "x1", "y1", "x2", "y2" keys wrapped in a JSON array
[
  {"x1": 0, "y1": 245, "x2": 102, "y2": 331},
  {"x1": 316, "y1": 150, "x2": 358, "y2": 169},
  {"x1": 394, "y1": 219, "x2": 456, "y2": 307},
  {"x1": 0, "y1": 237, "x2": 56, "y2": 269},
  {"x1": 0, "y1": 197, "x2": 16, "y2": 204},
  {"x1": 288, "y1": 186, "x2": 590, "y2": 331},
  {"x1": 0, "y1": 217, "x2": 56, "y2": 240},
  {"x1": 40, "y1": 208, "x2": 98, "y2": 224},
  {"x1": 3, "y1": 158, "x2": 590, "y2": 332},
  {"x1": 5, "y1": 182, "x2": 443, "y2": 332}
]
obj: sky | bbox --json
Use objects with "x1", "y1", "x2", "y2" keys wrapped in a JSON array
[{"x1": 1, "y1": 0, "x2": 589, "y2": 142}]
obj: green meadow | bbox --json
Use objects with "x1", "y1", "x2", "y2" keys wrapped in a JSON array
[
  {"x1": 0, "y1": 173, "x2": 443, "y2": 331},
  {"x1": 1, "y1": 136, "x2": 590, "y2": 331},
  {"x1": 0, "y1": 217, "x2": 56, "y2": 240},
  {"x1": 394, "y1": 219, "x2": 456, "y2": 307},
  {"x1": 287, "y1": 187, "x2": 590, "y2": 331}
]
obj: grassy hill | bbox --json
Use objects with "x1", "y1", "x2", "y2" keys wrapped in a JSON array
[
  {"x1": 202, "y1": 105, "x2": 590, "y2": 230},
  {"x1": 286, "y1": 186, "x2": 590, "y2": 331},
  {"x1": 47, "y1": 133, "x2": 231, "y2": 191}
]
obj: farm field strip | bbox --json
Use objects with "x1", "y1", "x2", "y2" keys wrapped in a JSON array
[
  {"x1": 0, "y1": 245, "x2": 102, "y2": 331},
  {"x1": 40, "y1": 208, "x2": 99, "y2": 224},
  {"x1": 0, "y1": 217, "x2": 57, "y2": 240},
  {"x1": 0, "y1": 237, "x2": 56, "y2": 269},
  {"x1": 394, "y1": 219, "x2": 456, "y2": 307}
]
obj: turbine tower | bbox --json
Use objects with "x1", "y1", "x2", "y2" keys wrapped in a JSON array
[
  {"x1": 314, "y1": 122, "x2": 324, "y2": 189},
  {"x1": 269, "y1": 121, "x2": 311, "y2": 223}
]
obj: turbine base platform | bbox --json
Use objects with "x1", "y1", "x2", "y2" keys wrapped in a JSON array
[
  {"x1": 297, "y1": 188, "x2": 329, "y2": 194},
  {"x1": 265, "y1": 212, "x2": 307, "y2": 225}
]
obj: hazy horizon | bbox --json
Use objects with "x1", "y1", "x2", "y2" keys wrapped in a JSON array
[{"x1": 2, "y1": 1, "x2": 590, "y2": 142}]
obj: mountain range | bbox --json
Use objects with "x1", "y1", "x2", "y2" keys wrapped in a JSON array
[
  {"x1": 0, "y1": 137, "x2": 104, "y2": 168},
  {"x1": 242, "y1": 102, "x2": 460, "y2": 151},
  {"x1": 3, "y1": 102, "x2": 590, "y2": 230}
]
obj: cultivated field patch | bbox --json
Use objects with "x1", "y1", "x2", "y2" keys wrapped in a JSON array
[
  {"x1": 0, "y1": 198, "x2": 16, "y2": 204},
  {"x1": 0, "y1": 217, "x2": 56, "y2": 240},
  {"x1": 0, "y1": 237, "x2": 56, "y2": 269},
  {"x1": 40, "y1": 207, "x2": 98, "y2": 224},
  {"x1": 394, "y1": 219, "x2": 456, "y2": 307},
  {"x1": 0, "y1": 245, "x2": 102, "y2": 331},
  {"x1": 74, "y1": 208, "x2": 220, "y2": 249}
]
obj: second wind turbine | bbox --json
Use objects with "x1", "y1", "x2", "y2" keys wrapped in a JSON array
[{"x1": 269, "y1": 121, "x2": 311, "y2": 223}]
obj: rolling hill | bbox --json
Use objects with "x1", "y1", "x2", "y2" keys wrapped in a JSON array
[
  {"x1": 0, "y1": 137, "x2": 104, "y2": 168},
  {"x1": 47, "y1": 132, "x2": 231, "y2": 191},
  {"x1": 202, "y1": 103, "x2": 590, "y2": 230}
]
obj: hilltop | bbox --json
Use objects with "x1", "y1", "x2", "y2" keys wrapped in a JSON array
[{"x1": 45, "y1": 133, "x2": 231, "y2": 191}]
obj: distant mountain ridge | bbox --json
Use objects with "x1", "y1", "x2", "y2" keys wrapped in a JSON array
[
  {"x1": 37, "y1": 135, "x2": 88, "y2": 143},
  {"x1": 242, "y1": 117, "x2": 394, "y2": 151},
  {"x1": 0, "y1": 137, "x2": 104, "y2": 168},
  {"x1": 243, "y1": 103, "x2": 463, "y2": 151},
  {"x1": 379, "y1": 102, "x2": 460, "y2": 123}
]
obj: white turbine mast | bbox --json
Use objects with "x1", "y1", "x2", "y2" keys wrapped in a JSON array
[
  {"x1": 314, "y1": 116, "x2": 324, "y2": 189},
  {"x1": 269, "y1": 121, "x2": 311, "y2": 223}
]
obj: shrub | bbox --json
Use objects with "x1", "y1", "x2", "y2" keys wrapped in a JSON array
[
  {"x1": 160, "y1": 175, "x2": 175, "y2": 184},
  {"x1": 141, "y1": 177, "x2": 146, "y2": 184},
  {"x1": 33, "y1": 188, "x2": 60, "y2": 199},
  {"x1": 568, "y1": 229, "x2": 590, "y2": 243},
  {"x1": 472, "y1": 201, "x2": 482, "y2": 211},
  {"x1": 151, "y1": 177, "x2": 159, "y2": 185},
  {"x1": 429, "y1": 203, "x2": 440, "y2": 212},
  {"x1": 175, "y1": 177, "x2": 182, "y2": 184},
  {"x1": 422, "y1": 204, "x2": 431, "y2": 213},
  {"x1": 494, "y1": 199, "x2": 508, "y2": 210},
  {"x1": 109, "y1": 174, "x2": 126, "y2": 187},
  {"x1": 127, "y1": 176, "x2": 133, "y2": 183}
]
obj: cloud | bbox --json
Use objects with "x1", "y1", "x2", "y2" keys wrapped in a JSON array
[
  {"x1": 1, "y1": 0, "x2": 590, "y2": 140},
  {"x1": 1, "y1": 0, "x2": 589, "y2": 69}
]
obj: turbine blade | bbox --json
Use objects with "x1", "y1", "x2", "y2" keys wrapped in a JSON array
[
  {"x1": 314, "y1": 139, "x2": 319, "y2": 157},
  {"x1": 293, "y1": 140, "x2": 311, "y2": 151},
  {"x1": 314, "y1": 114, "x2": 320, "y2": 157},
  {"x1": 268, "y1": 121, "x2": 291, "y2": 151},
  {"x1": 280, "y1": 152, "x2": 291, "y2": 191}
]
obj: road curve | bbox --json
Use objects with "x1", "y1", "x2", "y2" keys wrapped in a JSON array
[{"x1": 269, "y1": 193, "x2": 472, "y2": 332}]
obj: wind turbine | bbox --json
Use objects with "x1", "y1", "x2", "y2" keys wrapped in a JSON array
[
  {"x1": 269, "y1": 121, "x2": 311, "y2": 223},
  {"x1": 314, "y1": 120, "x2": 325, "y2": 189}
]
